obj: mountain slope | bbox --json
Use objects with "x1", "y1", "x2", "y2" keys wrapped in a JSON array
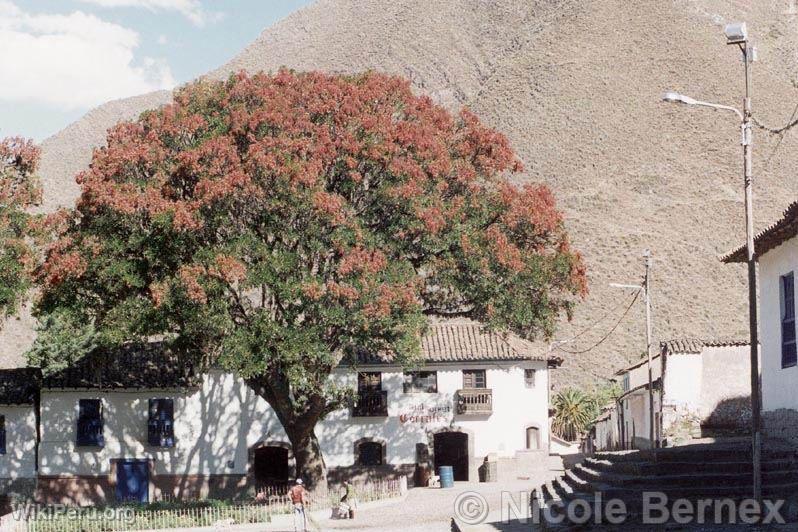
[{"x1": 8, "y1": 0, "x2": 798, "y2": 387}]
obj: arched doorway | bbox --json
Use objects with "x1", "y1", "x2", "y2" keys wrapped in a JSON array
[
  {"x1": 253, "y1": 446, "x2": 289, "y2": 486},
  {"x1": 526, "y1": 426, "x2": 540, "y2": 450},
  {"x1": 433, "y1": 431, "x2": 469, "y2": 481}
]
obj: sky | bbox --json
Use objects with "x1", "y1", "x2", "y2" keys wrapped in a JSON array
[{"x1": 0, "y1": 0, "x2": 315, "y2": 141}]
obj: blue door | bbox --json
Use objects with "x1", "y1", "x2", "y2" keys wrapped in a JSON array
[{"x1": 116, "y1": 460, "x2": 149, "y2": 503}]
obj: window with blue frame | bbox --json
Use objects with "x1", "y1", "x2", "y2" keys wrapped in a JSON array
[
  {"x1": 0, "y1": 416, "x2": 6, "y2": 455},
  {"x1": 781, "y1": 272, "x2": 797, "y2": 368},
  {"x1": 76, "y1": 399, "x2": 104, "y2": 447},
  {"x1": 148, "y1": 399, "x2": 175, "y2": 447}
]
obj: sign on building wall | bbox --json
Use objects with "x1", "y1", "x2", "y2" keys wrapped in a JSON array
[{"x1": 399, "y1": 404, "x2": 452, "y2": 425}]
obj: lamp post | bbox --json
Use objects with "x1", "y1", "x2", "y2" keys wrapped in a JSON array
[
  {"x1": 662, "y1": 21, "x2": 761, "y2": 502},
  {"x1": 611, "y1": 251, "x2": 655, "y2": 450}
]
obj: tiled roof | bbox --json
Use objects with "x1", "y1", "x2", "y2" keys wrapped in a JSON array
[
  {"x1": 420, "y1": 320, "x2": 549, "y2": 362},
  {"x1": 722, "y1": 201, "x2": 798, "y2": 263},
  {"x1": 614, "y1": 354, "x2": 660, "y2": 376},
  {"x1": 42, "y1": 319, "x2": 554, "y2": 389},
  {"x1": 617, "y1": 377, "x2": 662, "y2": 401},
  {"x1": 0, "y1": 368, "x2": 40, "y2": 405},
  {"x1": 358, "y1": 318, "x2": 560, "y2": 365},
  {"x1": 660, "y1": 338, "x2": 749, "y2": 354},
  {"x1": 614, "y1": 339, "x2": 748, "y2": 375},
  {"x1": 43, "y1": 343, "x2": 199, "y2": 390}
]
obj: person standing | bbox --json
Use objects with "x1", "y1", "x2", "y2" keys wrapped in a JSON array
[
  {"x1": 340, "y1": 480, "x2": 353, "y2": 519},
  {"x1": 289, "y1": 478, "x2": 309, "y2": 531}
]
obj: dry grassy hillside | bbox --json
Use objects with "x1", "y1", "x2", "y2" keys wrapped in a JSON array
[{"x1": 7, "y1": 0, "x2": 798, "y2": 389}]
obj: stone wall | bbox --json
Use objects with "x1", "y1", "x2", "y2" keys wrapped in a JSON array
[{"x1": 763, "y1": 409, "x2": 798, "y2": 446}]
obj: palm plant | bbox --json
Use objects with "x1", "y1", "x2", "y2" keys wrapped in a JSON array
[{"x1": 551, "y1": 388, "x2": 599, "y2": 442}]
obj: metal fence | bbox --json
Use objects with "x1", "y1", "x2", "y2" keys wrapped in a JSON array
[{"x1": 2, "y1": 478, "x2": 405, "y2": 532}]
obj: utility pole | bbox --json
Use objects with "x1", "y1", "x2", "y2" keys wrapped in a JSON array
[
  {"x1": 741, "y1": 32, "x2": 763, "y2": 505},
  {"x1": 643, "y1": 251, "x2": 655, "y2": 449},
  {"x1": 610, "y1": 250, "x2": 656, "y2": 450},
  {"x1": 662, "y1": 21, "x2": 761, "y2": 502}
]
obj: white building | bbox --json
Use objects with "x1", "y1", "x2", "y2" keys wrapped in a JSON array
[
  {"x1": 0, "y1": 369, "x2": 39, "y2": 502},
  {"x1": 723, "y1": 201, "x2": 798, "y2": 446},
  {"x1": 613, "y1": 352, "x2": 662, "y2": 450},
  {"x1": 1, "y1": 319, "x2": 558, "y2": 505},
  {"x1": 658, "y1": 339, "x2": 750, "y2": 444},
  {"x1": 593, "y1": 339, "x2": 748, "y2": 451}
]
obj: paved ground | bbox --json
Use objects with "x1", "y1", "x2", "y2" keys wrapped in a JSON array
[{"x1": 315, "y1": 479, "x2": 543, "y2": 531}]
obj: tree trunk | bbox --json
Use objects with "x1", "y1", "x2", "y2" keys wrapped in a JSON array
[
  {"x1": 245, "y1": 376, "x2": 330, "y2": 492},
  {"x1": 286, "y1": 424, "x2": 328, "y2": 492}
]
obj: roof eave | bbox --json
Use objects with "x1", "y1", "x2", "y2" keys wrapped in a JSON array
[{"x1": 721, "y1": 248, "x2": 747, "y2": 264}]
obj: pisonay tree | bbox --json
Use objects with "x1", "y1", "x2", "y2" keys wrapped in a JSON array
[
  {"x1": 36, "y1": 70, "x2": 587, "y2": 486},
  {"x1": 0, "y1": 137, "x2": 41, "y2": 325}
]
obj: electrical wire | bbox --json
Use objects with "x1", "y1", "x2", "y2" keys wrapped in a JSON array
[
  {"x1": 555, "y1": 290, "x2": 641, "y2": 355},
  {"x1": 551, "y1": 289, "x2": 642, "y2": 347},
  {"x1": 753, "y1": 103, "x2": 798, "y2": 167},
  {"x1": 752, "y1": 112, "x2": 798, "y2": 135}
]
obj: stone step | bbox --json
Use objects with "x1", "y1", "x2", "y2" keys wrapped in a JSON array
[
  {"x1": 584, "y1": 457, "x2": 795, "y2": 476},
  {"x1": 537, "y1": 496, "x2": 797, "y2": 530},
  {"x1": 573, "y1": 462, "x2": 798, "y2": 488},
  {"x1": 594, "y1": 448, "x2": 797, "y2": 465},
  {"x1": 557, "y1": 479, "x2": 798, "y2": 505},
  {"x1": 537, "y1": 481, "x2": 798, "y2": 529},
  {"x1": 593, "y1": 442, "x2": 798, "y2": 465}
]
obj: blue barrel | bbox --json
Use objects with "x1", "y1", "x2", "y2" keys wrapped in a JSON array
[{"x1": 439, "y1": 466, "x2": 454, "y2": 488}]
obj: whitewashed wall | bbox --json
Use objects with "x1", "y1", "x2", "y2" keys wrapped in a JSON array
[
  {"x1": 624, "y1": 356, "x2": 662, "y2": 392},
  {"x1": 322, "y1": 361, "x2": 550, "y2": 466},
  {"x1": 662, "y1": 353, "x2": 702, "y2": 410},
  {"x1": 759, "y1": 238, "x2": 798, "y2": 413},
  {"x1": 593, "y1": 408, "x2": 619, "y2": 451},
  {"x1": 39, "y1": 360, "x2": 550, "y2": 477},
  {"x1": 0, "y1": 405, "x2": 36, "y2": 479},
  {"x1": 620, "y1": 388, "x2": 659, "y2": 450}
]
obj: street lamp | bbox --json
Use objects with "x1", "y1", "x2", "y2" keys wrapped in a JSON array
[{"x1": 662, "y1": 21, "x2": 762, "y2": 502}]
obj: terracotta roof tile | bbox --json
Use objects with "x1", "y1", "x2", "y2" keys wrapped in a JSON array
[
  {"x1": 359, "y1": 318, "x2": 560, "y2": 365},
  {"x1": 660, "y1": 338, "x2": 749, "y2": 354},
  {"x1": 722, "y1": 201, "x2": 798, "y2": 263}
]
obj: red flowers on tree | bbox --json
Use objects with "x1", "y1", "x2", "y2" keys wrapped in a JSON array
[
  {"x1": 36, "y1": 70, "x2": 586, "y2": 486},
  {"x1": 0, "y1": 136, "x2": 41, "y2": 323}
]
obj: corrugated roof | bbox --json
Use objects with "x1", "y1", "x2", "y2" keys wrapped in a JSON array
[
  {"x1": 722, "y1": 201, "x2": 798, "y2": 263},
  {"x1": 0, "y1": 368, "x2": 41, "y2": 405}
]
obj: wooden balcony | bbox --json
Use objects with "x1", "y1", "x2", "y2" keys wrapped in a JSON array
[
  {"x1": 456, "y1": 388, "x2": 493, "y2": 415},
  {"x1": 352, "y1": 390, "x2": 388, "y2": 417}
]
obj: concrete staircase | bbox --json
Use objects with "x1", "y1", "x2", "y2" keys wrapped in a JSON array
[{"x1": 533, "y1": 440, "x2": 798, "y2": 529}]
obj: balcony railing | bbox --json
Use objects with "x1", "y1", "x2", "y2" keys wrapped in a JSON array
[
  {"x1": 456, "y1": 389, "x2": 493, "y2": 415},
  {"x1": 352, "y1": 390, "x2": 388, "y2": 417}
]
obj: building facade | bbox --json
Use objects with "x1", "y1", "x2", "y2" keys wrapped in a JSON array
[
  {"x1": 612, "y1": 352, "x2": 662, "y2": 450},
  {"x1": 0, "y1": 369, "x2": 39, "y2": 502},
  {"x1": 1, "y1": 319, "x2": 558, "y2": 505},
  {"x1": 592, "y1": 339, "x2": 749, "y2": 451},
  {"x1": 724, "y1": 201, "x2": 798, "y2": 446}
]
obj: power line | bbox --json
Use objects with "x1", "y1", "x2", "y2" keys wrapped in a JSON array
[
  {"x1": 552, "y1": 289, "x2": 642, "y2": 348},
  {"x1": 751, "y1": 111, "x2": 798, "y2": 134},
  {"x1": 556, "y1": 290, "x2": 641, "y2": 355}
]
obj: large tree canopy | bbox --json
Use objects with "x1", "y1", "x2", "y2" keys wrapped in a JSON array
[
  {"x1": 0, "y1": 137, "x2": 40, "y2": 324},
  {"x1": 35, "y1": 70, "x2": 586, "y2": 485}
]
